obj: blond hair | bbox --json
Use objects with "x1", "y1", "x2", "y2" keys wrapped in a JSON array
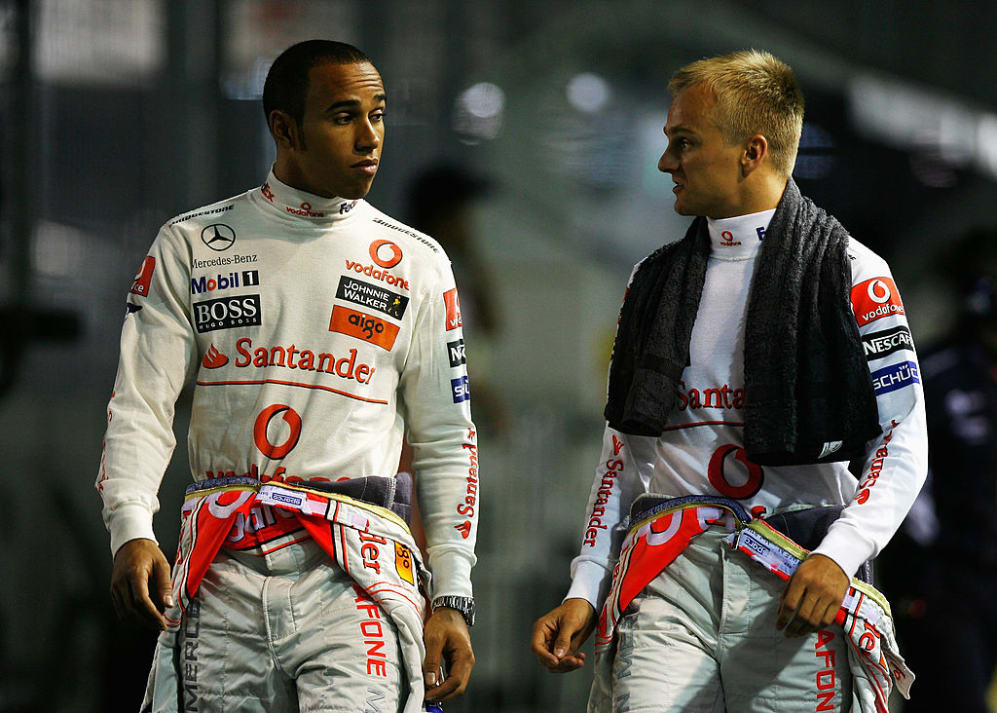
[{"x1": 669, "y1": 50, "x2": 804, "y2": 176}]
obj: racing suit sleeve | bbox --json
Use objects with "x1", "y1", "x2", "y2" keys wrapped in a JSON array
[
  {"x1": 399, "y1": 265, "x2": 478, "y2": 600},
  {"x1": 811, "y1": 262, "x2": 928, "y2": 578},
  {"x1": 563, "y1": 426, "x2": 649, "y2": 611},
  {"x1": 96, "y1": 227, "x2": 197, "y2": 557}
]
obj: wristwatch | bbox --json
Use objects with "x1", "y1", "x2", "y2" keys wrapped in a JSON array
[{"x1": 431, "y1": 595, "x2": 476, "y2": 627}]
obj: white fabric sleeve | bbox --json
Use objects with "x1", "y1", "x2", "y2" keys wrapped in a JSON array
[
  {"x1": 96, "y1": 226, "x2": 198, "y2": 556},
  {"x1": 564, "y1": 426, "x2": 647, "y2": 610},
  {"x1": 399, "y1": 263, "x2": 478, "y2": 599},
  {"x1": 812, "y1": 261, "x2": 928, "y2": 578}
]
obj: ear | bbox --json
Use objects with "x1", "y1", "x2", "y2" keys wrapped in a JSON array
[
  {"x1": 269, "y1": 110, "x2": 300, "y2": 151},
  {"x1": 741, "y1": 134, "x2": 769, "y2": 176}
]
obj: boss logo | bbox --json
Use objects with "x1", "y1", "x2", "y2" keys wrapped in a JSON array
[{"x1": 194, "y1": 294, "x2": 262, "y2": 333}]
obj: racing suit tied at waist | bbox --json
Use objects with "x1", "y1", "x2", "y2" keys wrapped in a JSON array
[
  {"x1": 150, "y1": 474, "x2": 430, "y2": 713},
  {"x1": 597, "y1": 495, "x2": 913, "y2": 713}
]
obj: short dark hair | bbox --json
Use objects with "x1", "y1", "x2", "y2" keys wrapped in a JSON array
[{"x1": 263, "y1": 40, "x2": 373, "y2": 127}]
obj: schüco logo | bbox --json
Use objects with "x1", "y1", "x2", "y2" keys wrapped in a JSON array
[{"x1": 254, "y1": 404, "x2": 302, "y2": 459}]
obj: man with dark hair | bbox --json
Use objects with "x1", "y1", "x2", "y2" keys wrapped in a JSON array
[
  {"x1": 532, "y1": 50, "x2": 926, "y2": 712},
  {"x1": 100, "y1": 40, "x2": 477, "y2": 712}
]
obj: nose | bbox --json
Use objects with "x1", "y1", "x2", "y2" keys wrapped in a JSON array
[
  {"x1": 658, "y1": 145, "x2": 676, "y2": 174},
  {"x1": 355, "y1": 119, "x2": 380, "y2": 153}
]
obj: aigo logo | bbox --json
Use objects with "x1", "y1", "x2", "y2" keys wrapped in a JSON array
[
  {"x1": 329, "y1": 305, "x2": 399, "y2": 350},
  {"x1": 369, "y1": 239, "x2": 403, "y2": 268},
  {"x1": 254, "y1": 404, "x2": 302, "y2": 459}
]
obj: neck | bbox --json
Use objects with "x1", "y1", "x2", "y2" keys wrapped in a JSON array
[{"x1": 712, "y1": 173, "x2": 787, "y2": 219}]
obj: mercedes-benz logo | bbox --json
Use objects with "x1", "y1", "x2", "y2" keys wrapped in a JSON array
[{"x1": 201, "y1": 224, "x2": 236, "y2": 251}]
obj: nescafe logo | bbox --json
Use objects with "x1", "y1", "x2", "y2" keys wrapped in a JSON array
[
  {"x1": 369, "y1": 239, "x2": 403, "y2": 268},
  {"x1": 253, "y1": 404, "x2": 302, "y2": 459}
]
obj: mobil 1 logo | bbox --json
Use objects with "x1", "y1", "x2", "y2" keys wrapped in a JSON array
[
  {"x1": 447, "y1": 339, "x2": 466, "y2": 368},
  {"x1": 194, "y1": 294, "x2": 262, "y2": 333}
]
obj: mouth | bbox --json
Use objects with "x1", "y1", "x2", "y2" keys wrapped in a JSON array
[{"x1": 352, "y1": 159, "x2": 379, "y2": 176}]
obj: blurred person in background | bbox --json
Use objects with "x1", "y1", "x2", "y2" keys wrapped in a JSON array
[
  {"x1": 881, "y1": 227, "x2": 997, "y2": 713},
  {"x1": 406, "y1": 163, "x2": 507, "y2": 435},
  {"x1": 97, "y1": 40, "x2": 477, "y2": 712},
  {"x1": 531, "y1": 50, "x2": 926, "y2": 712}
]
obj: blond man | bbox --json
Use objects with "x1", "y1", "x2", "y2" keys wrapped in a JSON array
[{"x1": 532, "y1": 50, "x2": 925, "y2": 712}]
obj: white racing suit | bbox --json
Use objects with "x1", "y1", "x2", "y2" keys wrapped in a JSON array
[
  {"x1": 97, "y1": 172, "x2": 480, "y2": 712},
  {"x1": 566, "y1": 210, "x2": 927, "y2": 712}
]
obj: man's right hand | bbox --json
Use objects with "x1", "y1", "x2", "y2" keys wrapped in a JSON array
[
  {"x1": 530, "y1": 598, "x2": 596, "y2": 673},
  {"x1": 110, "y1": 538, "x2": 174, "y2": 631}
]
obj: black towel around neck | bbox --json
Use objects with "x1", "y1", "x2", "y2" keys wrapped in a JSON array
[{"x1": 604, "y1": 179, "x2": 881, "y2": 465}]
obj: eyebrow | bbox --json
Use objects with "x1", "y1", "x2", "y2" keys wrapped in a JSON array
[
  {"x1": 665, "y1": 125, "x2": 696, "y2": 137},
  {"x1": 325, "y1": 94, "x2": 388, "y2": 112}
]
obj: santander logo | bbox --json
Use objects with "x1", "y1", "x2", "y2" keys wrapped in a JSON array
[{"x1": 202, "y1": 344, "x2": 228, "y2": 369}]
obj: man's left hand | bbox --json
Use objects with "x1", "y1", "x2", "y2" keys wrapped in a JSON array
[
  {"x1": 423, "y1": 607, "x2": 475, "y2": 702},
  {"x1": 776, "y1": 553, "x2": 849, "y2": 637}
]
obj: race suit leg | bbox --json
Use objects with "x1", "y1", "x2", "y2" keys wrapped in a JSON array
[
  {"x1": 607, "y1": 527, "x2": 852, "y2": 713},
  {"x1": 173, "y1": 536, "x2": 404, "y2": 713}
]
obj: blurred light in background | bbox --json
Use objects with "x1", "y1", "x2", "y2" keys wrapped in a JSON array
[
  {"x1": 566, "y1": 72, "x2": 610, "y2": 114},
  {"x1": 454, "y1": 81, "x2": 505, "y2": 143},
  {"x1": 849, "y1": 73, "x2": 997, "y2": 184},
  {"x1": 36, "y1": 0, "x2": 164, "y2": 86}
]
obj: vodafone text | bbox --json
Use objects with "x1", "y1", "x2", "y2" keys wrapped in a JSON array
[
  {"x1": 344, "y1": 260, "x2": 410, "y2": 291},
  {"x1": 814, "y1": 629, "x2": 838, "y2": 711},
  {"x1": 584, "y1": 435, "x2": 625, "y2": 547},
  {"x1": 353, "y1": 585, "x2": 390, "y2": 678}
]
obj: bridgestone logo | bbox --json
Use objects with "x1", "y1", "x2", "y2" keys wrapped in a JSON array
[
  {"x1": 863, "y1": 326, "x2": 914, "y2": 360},
  {"x1": 335, "y1": 276, "x2": 408, "y2": 319}
]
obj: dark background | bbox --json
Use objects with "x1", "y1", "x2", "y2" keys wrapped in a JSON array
[{"x1": 2, "y1": 1, "x2": 994, "y2": 710}]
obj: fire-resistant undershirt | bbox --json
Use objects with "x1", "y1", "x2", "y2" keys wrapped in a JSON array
[
  {"x1": 567, "y1": 209, "x2": 927, "y2": 608},
  {"x1": 97, "y1": 171, "x2": 479, "y2": 599}
]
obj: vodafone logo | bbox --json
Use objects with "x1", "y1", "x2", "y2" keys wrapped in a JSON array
[
  {"x1": 851, "y1": 276, "x2": 904, "y2": 326},
  {"x1": 129, "y1": 256, "x2": 156, "y2": 297},
  {"x1": 708, "y1": 444, "x2": 763, "y2": 499},
  {"x1": 254, "y1": 404, "x2": 302, "y2": 459},
  {"x1": 719, "y1": 230, "x2": 741, "y2": 247},
  {"x1": 369, "y1": 239, "x2": 403, "y2": 268},
  {"x1": 867, "y1": 279, "x2": 892, "y2": 304}
]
